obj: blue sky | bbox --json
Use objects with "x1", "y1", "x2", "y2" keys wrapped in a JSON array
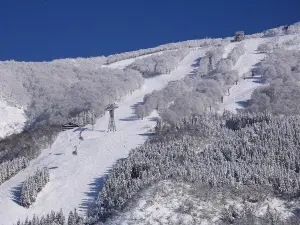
[{"x1": 0, "y1": 0, "x2": 299, "y2": 61}]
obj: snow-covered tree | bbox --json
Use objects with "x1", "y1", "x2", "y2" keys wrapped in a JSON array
[
  {"x1": 20, "y1": 167, "x2": 50, "y2": 208},
  {"x1": 127, "y1": 49, "x2": 190, "y2": 77},
  {"x1": 0, "y1": 157, "x2": 28, "y2": 186}
]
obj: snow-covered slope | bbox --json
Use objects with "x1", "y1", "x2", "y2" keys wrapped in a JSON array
[
  {"x1": 0, "y1": 47, "x2": 209, "y2": 225},
  {"x1": 0, "y1": 100, "x2": 26, "y2": 140},
  {"x1": 219, "y1": 38, "x2": 267, "y2": 113},
  {"x1": 1, "y1": 30, "x2": 299, "y2": 225},
  {"x1": 110, "y1": 34, "x2": 300, "y2": 225},
  {"x1": 219, "y1": 34, "x2": 299, "y2": 113}
]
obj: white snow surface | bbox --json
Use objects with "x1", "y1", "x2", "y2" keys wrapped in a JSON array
[
  {"x1": 0, "y1": 34, "x2": 295, "y2": 224},
  {"x1": 0, "y1": 47, "x2": 208, "y2": 225},
  {"x1": 0, "y1": 100, "x2": 26, "y2": 140},
  {"x1": 219, "y1": 38, "x2": 267, "y2": 113}
]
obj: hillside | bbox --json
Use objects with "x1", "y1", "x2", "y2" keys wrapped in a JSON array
[{"x1": 0, "y1": 22, "x2": 300, "y2": 225}]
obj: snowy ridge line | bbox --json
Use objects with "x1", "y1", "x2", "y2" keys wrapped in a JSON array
[
  {"x1": 133, "y1": 40, "x2": 251, "y2": 121},
  {"x1": 2, "y1": 28, "x2": 300, "y2": 225},
  {"x1": 104, "y1": 39, "x2": 224, "y2": 65}
]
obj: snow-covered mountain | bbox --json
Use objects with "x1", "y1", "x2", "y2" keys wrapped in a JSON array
[{"x1": 0, "y1": 22, "x2": 300, "y2": 225}]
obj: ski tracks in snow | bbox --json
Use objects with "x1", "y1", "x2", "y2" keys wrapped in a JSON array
[{"x1": 219, "y1": 38, "x2": 267, "y2": 113}]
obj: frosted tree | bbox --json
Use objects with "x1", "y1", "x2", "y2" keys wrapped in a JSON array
[
  {"x1": 20, "y1": 167, "x2": 50, "y2": 208},
  {"x1": 257, "y1": 42, "x2": 274, "y2": 53},
  {"x1": 68, "y1": 211, "x2": 76, "y2": 225},
  {"x1": 127, "y1": 49, "x2": 190, "y2": 77},
  {"x1": 16, "y1": 209, "x2": 83, "y2": 225},
  {"x1": 0, "y1": 157, "x2": 29, "y2": 186},
  {"x1": 136, "y1": 104, "x2": 145, "y2": 119}
]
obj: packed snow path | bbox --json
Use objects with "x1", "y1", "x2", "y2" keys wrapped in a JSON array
[
  {"x1": 0, "y1": 48, "x2": 208, "y2": 225},
  {"x1": 219, "y1": 38, "x2": 267, "y2": 113}
]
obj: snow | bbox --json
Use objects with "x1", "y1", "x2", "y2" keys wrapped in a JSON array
[
  {"x1": 0, "y1": 33, "x2": 296, "y2": 224},
  {"x1": 219, "y1": 38, "x2": 267, "y2": 113},
  {"x1": 110, "y1": 180, "x2": 296, "y2": 225},
  {"x1": 103, "y1": 51, "x2": 165, "y2": 70},
  {"x1": 0, "y1": 47, "x2": 209, "y2": 225},
  {"x1": 0, "y1": 100, "x2": 26, "y2": 140}
]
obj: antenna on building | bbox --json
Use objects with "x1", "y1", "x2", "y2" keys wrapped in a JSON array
[{"x1": 105, "y1": 103, "x2": 119, "y2": 132}]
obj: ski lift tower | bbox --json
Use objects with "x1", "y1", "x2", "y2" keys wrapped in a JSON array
[{"x1": 105, "y1": 103, "x2": 119, "y2": 132}]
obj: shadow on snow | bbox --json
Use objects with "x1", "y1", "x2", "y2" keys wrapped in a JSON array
[
  {"x1": 79, "y1": 158, "x2": 127, "y2": 214},
  {"x1": 10, "y1": 182, "x2": 23, "y2": 205}
]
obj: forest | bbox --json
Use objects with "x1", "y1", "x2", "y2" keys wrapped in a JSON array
[
  {"x1": 17, "y1": 112, "x2": 300, "y2": 224},
  {"x1": 90, "y1": 112, "x2": 300, "y2": 224}
]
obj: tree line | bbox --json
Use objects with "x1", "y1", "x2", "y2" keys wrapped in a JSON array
[
  {"x1": 0, "y1": 157, "x2": 28, "y2": 186},
  {"x1": 20, "y1": 167, "x2": 50, "y2": 208},
  {"x1": 15, "y1": 209, "x2": 86, "y2": 225}
]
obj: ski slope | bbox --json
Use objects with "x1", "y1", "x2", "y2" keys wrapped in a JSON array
[
  {"x1": 1, "y1": 33, "x2": 298, "y2": 224},
  {"x1": 219, "y1": 34, "x2": 300, "y2": 113},
  {"x1": 0, "y1": 47, "x2": 209, "y2": 225},
  {"x1": 219, "y1": 38, "x2": 267, "y2": 113}
]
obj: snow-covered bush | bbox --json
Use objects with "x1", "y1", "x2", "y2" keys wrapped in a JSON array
[
  {"x1": 127, "y1": 49, "x2": 189, "y2": 77},
  {"x1": 52, "y1": 56, "x2": 107, "y2": 69},
  {"x1": 135, "y1": 80, "x2": 191, "y2": 119},
  {"x1": 20, "y1": 167, "x2": 50, "y2": 208},
  {"x1": 196, "y1": 46, "x2": 225, "y2": 76},
  {"x1": 135, "y1": 44, "x2": 243, "y2": 120},
  {"x1": 215, "y1": 43, "x2": 245, "y2": 73},
  {"x1": 16, "y1": 208, "x2": 85, "y2": 225},
  {"x1": 0, "y1": 157, "x2": 28, "y2": 185},
  {"x1": 196, "y1": 56, "x2": 210, "y2": 76},
  {"x1": 208, "y1": 46, "x2": 225, "y2": 65},
  {"x1": 257, "y1": 42, "x2": 274, "y2": 53},
  {"x1": 247, "y1": 50, "x2": 300, "y2": 115},
  {"x1": 286, "y1": 22, "x2": 300, "y2": 35},
  {"x1": 215, "y1": 58, "x2": 234, "y2": 73},
  {"x1": 227, "y1": 43, "x2": 246, "y2": 64},
  {"x1": 263, "y1": 28, "x2": 282, "y2": 37},
  {"x1": 0, "y1": 61, "x2": 143, "y2": 129},
  {"x1": 135, "y1": 77, "x2": 221, "y2": 121}
]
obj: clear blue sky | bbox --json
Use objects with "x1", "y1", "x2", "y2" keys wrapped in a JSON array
[{"x1": 0, "y1": 0, "x2": 299, "y2": 61}]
